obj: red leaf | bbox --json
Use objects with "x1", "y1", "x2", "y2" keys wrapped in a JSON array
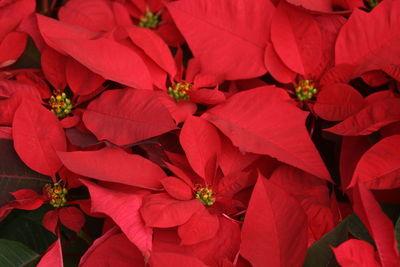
[
  {"x1": 140, "y1": 193, "x2": 204, "y2": 228},
  {"x1": 161, "y1": 177, "x2": 193, "y2": 201},
  {"x1": 177, "y1": 209, "x2": 219, "y2": 245},
  {"x1": 0, "y1": 31, "x2": 27, "y2": 67},
  {"x1": 350, "y1": 135, "x2": 400, "y2": 189},
  {"x1": 82, "y1": 180, "x2": 152, "y2": 257},
  {"x1": 80, "y1": 230, "x2": 145, "y2": 267},
  {"x1": 325, "y1": 98, "x2": 400, "y2": 136},
  {"x1": 58, "y1": 147, "x2": 165, "y2": 190},
  {"x1": 353, "y1": 182, "x2": 400, "y2": 267},
  {"x1": 264, "y1": 43, "x2": 296, "y2": 84},
  {"x1": 314, "y1": 83, "x2": 365, "y2": 121},
  {"x1": 37, "y1": 238, "x2": 63, "y2": 267},
  {"x1": 37, "y1": 15, "x2": 152, "y2": 89},
  {"x1": 58, "y1": 206, "x2": 85, "y2": 232},
  {"x1": 180, "y1": 116, "x2": 220, "y2": 180},
  {"x1": 150, "y1": 252, "x2": 208, "y2": 267},
  {"x1": 83, "y1": 89, "x2": 175, "y2": 146},
  {"x1": 12, "y1": 100, "x2": 66, "y2": 177},
  {"x1": 203, "y1": 86, "x2": 331, "y2": 181},
  {"x1": 240, "y1": 173, "x2": 308, "y2": 267},
  {"x1": 271, "y1": 1, "x2": 322, "y2": 75},
  {"x1": 127, "y1": 27, "x2": 176, "y2": 78},
  {"x1": 287, "y1": 0, "x2": 333, "y2": 12},
  {"x1": 335, "y1": 0, "x2": 400, "y2": 75},
  {"x1": 332, "y1": 239, "x2": 381, "y2": 267},
  {"x1": 42, "y1": 210, "x2": 59, "y2": 234},
  {"x1": 167, "y1": 0, "x2": 274, "y2": 80},
  {"x1": 41, "y1": 47, "x2": 67, "y2": 91},
  {"x1": 58, "y1": 0, "x2": 115, "y2": 32},
  {"x1": 65, "y1": 57, "x2": 104, "y2": 96}
]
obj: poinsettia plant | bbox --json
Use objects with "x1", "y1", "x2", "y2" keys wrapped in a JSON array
[{"x1": 1, "y1": 0, "x2": 400, "y2": 266}]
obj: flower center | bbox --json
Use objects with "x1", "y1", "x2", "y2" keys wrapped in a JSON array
[
  {"x1": 168, "y1": 81, "x2": 193, "y2": 101},
  {"x1": 195, "y1": 187, "x2": 215, "y2": 206},
  {"x1": 49, "y1": 91, "x2": 72, "y2": 118},
  {"x1": 139, "y1": 10, "x2": 160, "y2": 29},
  {"x1": 295, "y1": 80, "x2": 317, "y2": 101},
  {"x1": 44, "y1": 182, "x2": 68, "y2": 208}
]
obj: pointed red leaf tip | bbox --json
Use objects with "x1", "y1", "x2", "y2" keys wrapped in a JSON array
[
  {"x1": 58, "y1": 146, "x2": 165, "y2": 190},
  {"x1": 264, "y1": 43, "x2": 296, "y2": 84},
  {"x1": 203, "y1": 86, "x2": 331, "y2": 181},
  {"x1": 240, "y1": 173, "x2": 308, "y2": 267},
  {"x1": 332, "y1": 239, "x2": 381, "y2": 267},
  {"x1": 58, "y1": 206, "x2": 85, "y2": 232},
  {"x1": 126, "y1": 27, "x2": 177, "y2": 78},
  {"x1": 353, "y1": 182, "x2": 400, "y2": 267},
  {"x1": 80, "y1": 230, "x2": 145, "y2": 267},
  {"x1": 271, "y1": 1, "x2": 322, "y2": 75},
  {"x1": 81, "y1": 180, "x2": 152, "y2": 257},
  {"x1": 314, "y1": 83, "x2": 365, "y2": 121},
  {"x1": 42, "y1": 209, "x2": 59, "y2": 234},
  {"x1": 167, "y1": 0, "x2": 274, "y2": 80},
  {"x1": 150, "y1": 252, "x2": 208, "y2": 267},
  {"x1": 180, "y1": 116, "x2": 221, "y2": 180},
  {"x1": 83, "y1": 89, "x2": 175, "y2": 146},
  {"x1": 140, "y1": 193, "x2": 204, "y2": 228},
  {"x1": 37, "y1": 238, "x2": 63, "y2": 267},
  {"x1": 161, "y1": 177, "x2": 193, "y2": 200},
  {"x1": 335, "y1": 0, "x2": 400, "y2": 75},
  {"x1": 12, "y1": 100, "x2": 66, "y2": 177},
  {"x1": 36, "y1": 15, "x2": 152, "y2": 89},
  {"x1": 349, "y1": 135, "x2": 400, "y2": 190},
  {"x1": 0, "y1": 31, "x2": 28, "y2": 68},
  {"x1": 325, "y1": 97, "x2": 400, "y2": 136}
]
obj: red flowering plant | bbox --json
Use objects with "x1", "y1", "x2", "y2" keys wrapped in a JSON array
[{"x1": 2, "y1": 0, "x2": 400, "y2": 266}]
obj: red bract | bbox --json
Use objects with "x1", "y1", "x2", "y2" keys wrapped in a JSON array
[
  {"x1": 332, "y1": 239, "x2": 381, "y2": 267},
  {"x1": 203, "y1": 86, "x2": 331, "y2": 181}
]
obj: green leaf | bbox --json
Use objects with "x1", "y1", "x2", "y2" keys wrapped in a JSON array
[
  {"x1": 395, "y1": 216, "x2": 400, "y2": 252},
  {"x1": 303, "y1": 215, "x2": 351, "y2": 267},
  {"x1": 0, "y1": 208, "x2": 56, "y2": 254},
  {"x1": 0, "y1": 239, "x2": 40, "y2": 267},
  {"x1": 347, "y1": 214, "x2": 374, "y2": 246},
  {"x1": 0, "y1": 139, "x2": 51, "y2": 207}
]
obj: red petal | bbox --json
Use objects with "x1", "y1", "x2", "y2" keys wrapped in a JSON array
[
  {"x1": 350, "y1": 135, "x2": 400, "y2": 189},
  {"x1": 150, "y1": 252, "x2": 208, "y2": 267},
  {"x1": 271, "y1": 1, "x2": 322, "y2": 75},
  {"x1": 42, "y1": 210, "x2": 59, "y2": 234},
  {"x1": 353, "y1": 182, "x2": 400, "y2": 267},
  {"x1": 58, "y1": 147, "x2": 165, "y2": 189},
  {"x1": 314, "y1": 83, "x2": 365, "y2": 121},
  {"x1": 65, "y1": 57, "x2": 104, "y2": 96},
  {"x1": 161, "y1": 177, "x2": 193, "y2": 201},
  {"x1": 127, "y1": 27, "x2": 176, "y2": 78},
  {"x1": 167, "y1": 0, "x2": 273, "y2": 80},
  {"x1": 12, "y1": 100, "x2": 66, "y2": 177},
  {"x1": 326, "y1": 97, "x2": 400, "y2": 136},
  {"x1": 264, "y1": 43, "x2": 296, "y2": 84},
  {"x1": 140, "y1": 193, "x2": 203, "y2": 228},
  {"x1": 37, "y1": 238, "x2": 63, "y2": 267},
  {"x1": 332, "y1": 239, "x2": 381, "y2": 267},
  {"x1": 177, "y1": 209, "x2": 219, "y2": 245},
  {"x1": 240, "y1": 173, "x2": 308, "y2": 267},
  {"x1": 180, "y1": 116, "x2": 220, "y2": 180},
  {"x1": 41, "y1": 47, "x2": 67, "y2": 91},
  {"x1": 0, "y1": 31, "x2": 27, "y2": 67},
  {"x1": 203, "y1": 86, "x2": 331, "y2": 181},
  {"x1": 82, "y1": 180, "x2": 152, "y2": 257},
  {"x1": 335, "y1": 0, "x2": 400, "y2": 75},
  {"x1": 80, "y1": 230, "x2": 145, "y2": 267},
  {"x1": 83, "y1": 89, "x2": 175, "y2": 146},
  {"x1": 58, "y1": 206, "x2": 85, "y2": 232}
]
